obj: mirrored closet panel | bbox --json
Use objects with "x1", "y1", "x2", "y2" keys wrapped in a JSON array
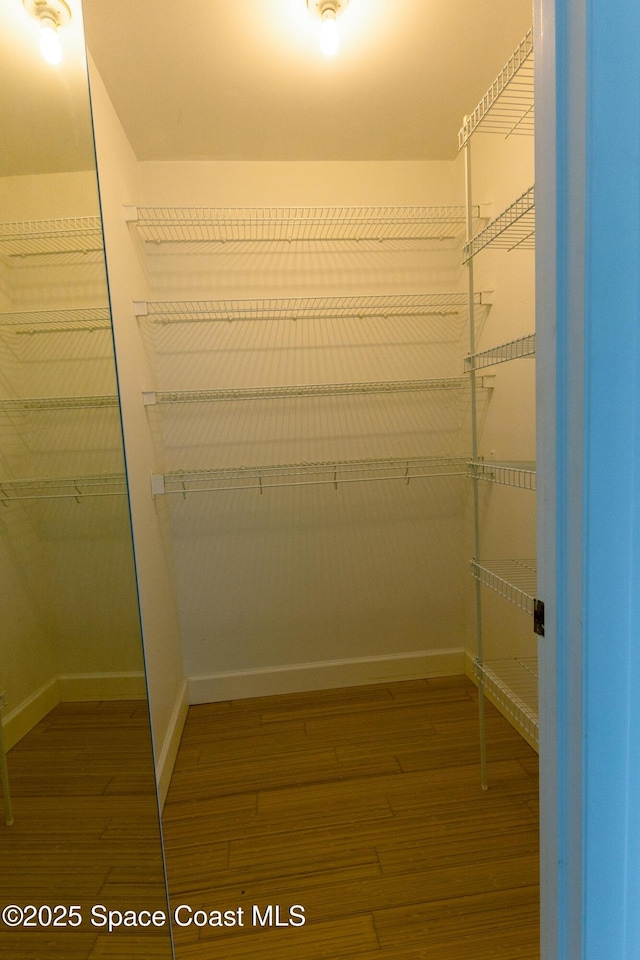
[{"x1": 0, "y1": 1, "x2": 172, "y2": 956}]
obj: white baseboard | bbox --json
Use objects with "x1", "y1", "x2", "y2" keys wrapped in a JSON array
[
  {"x1": 57, "y1": 671, "x2": 147, "y2": 701},
  {"x1": 155, "y1": 679, "x2": 189, "y2": 809},
  {"x1": 2, "y1": 678, "x2": 59, "y2": 751},
  {"x1": 188, "y1": 648, "x2": 465, "y2": 704},
  {"x1": 2, "y1": 672, "x2": 148, "y2": 750}
]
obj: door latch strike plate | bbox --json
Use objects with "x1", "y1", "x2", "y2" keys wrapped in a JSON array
[{"x1": 533, "y1": 598, "x2": 545, "y2": 637}]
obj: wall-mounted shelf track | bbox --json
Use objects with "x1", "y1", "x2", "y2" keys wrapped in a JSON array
[
  {"x1": 465, "y1": 333, "x2": 535, "y2": 371},
  {"x1": 0, "y1": 474, "x2": 127, "y2": 503},
  {"x1": 458, "y1": 28, "x2": 534, "y2": 148},
  {"x1": 0, "y1": 216, "x2": 104, "y2": 258},
  {"x1": 151, "y1": 455, "x2": 467, "y2": 497},
  {"x1": 473, "y1": 657, "x2": 538, "y2": 748},
  {"x1": 126, "y1": 205, "x2": 485, "y2": 245},
  {"x1": 470, "y1": 558, "x2": 537, "y2": 615},
  {"x1": 464, "y1": 186, "x2": 535, "y2": 262},
  {"x1": 143, "y1": 377, "x2": 473, "y2": 406},
  {"x1": 135, "y1": 292, "x2": 491, "y2": 324},
  {"x1": 0, "y1": 307, "x2": 112, "y2": 334},
  {"x1": 468, "y1": 460, "x2": 536, "y2": 490}
]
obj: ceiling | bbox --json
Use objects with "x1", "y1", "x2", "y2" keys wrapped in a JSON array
[
  {"x1": 83, "y1": 0, "x2": 532, "y2": 162},
  {"x1": 1, "y1": 0, "x2": 533, "y2": 176},
  {"x1": 0, "y1": 0, "x2": 95, "y2": 176}
]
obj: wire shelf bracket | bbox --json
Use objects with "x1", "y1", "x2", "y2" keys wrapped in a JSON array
[
  {"x1": 125, "y1": 204, "x2": 484, "y2": 246},
  {"x1": 143, "y1": 377, "x2": 471, "y2": 406},
  {"x1": 473, "y1": 657, "x2": 538, "y2": 749},
  {"x1": 463, "y1": 186, "x2": 535, "y2": 262},
  {"x1": 134, "y1": 291, "x2": 493, "y2": 324},
  {"x1": 468, "y1": 460, "x2": 536, "y2": 490},
  {"x1": 458, "y1": 28, "x2": 534, "y2": 148},
  {"x1": 470, "y1": 558, "x2": 537, "y2": 615},
  {"x1": 0, "y1": 216, "x2": 104, "y2": 259},
  {"x1": 0, "y1": 474, "x2": 127, "y2": 504},
  {"x1": 150, "y1": 455, "x2": 468, "y2": 498},
  {"x1": 465, "y1": 333, "x2": 535, "y2": 371}
]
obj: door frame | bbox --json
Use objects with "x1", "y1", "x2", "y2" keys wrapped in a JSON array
[{"x1": 536, "y1": 1, "x2": 640, "y2": 956}]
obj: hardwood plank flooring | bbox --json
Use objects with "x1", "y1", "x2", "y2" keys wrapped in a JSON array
[
  {"x1": 162, "y1": 675, "x2": 540, "y2": 959},
  {"x1": 0, "y1": 701, "x2": 173, "y2": 959}
]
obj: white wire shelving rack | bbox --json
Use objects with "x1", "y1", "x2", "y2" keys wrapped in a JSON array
[
  {"x1": 458, "y1": 28, "x2": 534, "y2": 148},
  {"x1": 463, "y1": 186, "x2": 535, "y2": 262},
  {"x1": 142, "y1": 377, "x2": 473, "y2": 406},
  {"x1": 467, "y1": 460, "x2": 536, "y2": 491},
  {"x1": 125, "y1": 205, "x2": 485, "y2": 246},
  {"x1": 0, "y1": 216, "x2": 104, "y2": 259},
  {"x1": 151, "y1": 455, "x2": 468, "y2": 497},
  {"x1": 0, "y1": 474, "x2": 127, "y2": 503},
  {"x1": 460, "y1": 28, "x2": 538, "y2": 783},
  {"x1": 465, "y1": 333, "x2": 535, "y2": 371},
  {"x1": 135, "y1": 292, "x2": 491, "y2": 324},
  {"x1": 473, "y1": 657, "x2": 538, "y2": 748},
  {"x1": 0, "y1": 307, "x2": 112, "y2": 334}
]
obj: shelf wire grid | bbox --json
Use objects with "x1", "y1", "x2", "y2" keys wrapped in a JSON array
[
  {"x1": 0, "y1": 395, "x2": 119, "y2": 412},
  {"x1": 458, "y1": 28, "x2": 534, "y2": 148},
  {"x1": 151, "y1": 378, "x2": 470, "y2": 405},
  {"x1": 140, "y1": 292, "x2": 488, "y2": 324},
  {"x1": 468, "y1": 460, "x2": 536, "y2": 490},
  {"x1": 0, "y1": 307, "x2": 112, "y2": 334},
  {"x1": 470, "y1": 558, "x2": 537, "y2": 614},
  {"x1": 465, "y1": 333, "x2": 535, "y2": 371},
  {"x1": 0, "y1": 474, "x2": 127, "y2": 503},
  {"x1": 464, "y1": 186, "x2": 535, "y2": 261},
  {"x1": 0, "y1": 217, "x2": 104, "y2": 258},
  {"x1": 473, "y1": 657, "x2": 538, "y2": 746},
  {"x1": 129, "y1": 205, "x2": 481, "y2": 245},
  {"x1": 155, "y1": 455, "x2": 468, "y2": 496}
]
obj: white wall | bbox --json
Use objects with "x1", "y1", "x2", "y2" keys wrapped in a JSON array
[{"x1": 133, "y1": 159, "x2": 472, "y2": 699}]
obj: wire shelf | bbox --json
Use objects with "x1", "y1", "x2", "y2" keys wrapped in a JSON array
[
  {"x1": 0, "y1": 307, "x2": 112, "y2": 334},
  {"x1": 464, "y1": 186, "x2": 535, "y2": 261},
  {"x1": 0, "y1": 474, "x2": 127, "y2": 503},
  {"x1": 138, "y1": 292, "x2": 491, "y2": 324},
  {"x1": 465, "y1": 333, "x2": 535, "y2": 371},
  {"x1": 0, "y1": 217, "x2": 104, "y2": 258},
  {"x1": 470, "y1": 558, "x2": 537, "y2": 614},
  {"x1": 127, "y1": 205, "x2": 481, "y2": 245},
  {"x1": 473, "y1": 657, "x2": 538, "y2": 747},
  {"x1": 153, "y1": 455, "x2": 468, "y2": 496},
  {"x1": 148, "y1": 378, "x2": 470, "y2": 405},
  {"x1": 0, "y1": 395, "x2": 119, "y2": 412},
  {"x1": 468, "y1": 460, "x2": 536, "y2": 490},
  {"x1": 458, "y1": 29, "x2": 534, "y2": 148}
]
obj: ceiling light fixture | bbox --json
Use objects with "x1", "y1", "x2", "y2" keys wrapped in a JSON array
[
  {"x1": 306, "y1": 0, "x2": 349, "y2": 57},
  {"x1": 23, "y1": 0, "x2": 71, "y2": 66}
]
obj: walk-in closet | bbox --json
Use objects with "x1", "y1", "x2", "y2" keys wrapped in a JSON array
[{"x1": 1, "y1": 2, "x2": 541, "y2": 958}]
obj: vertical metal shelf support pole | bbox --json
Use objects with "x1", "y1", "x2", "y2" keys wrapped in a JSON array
[{"x1": 464, "y1": 134, "x2": 488, "y2": 791}]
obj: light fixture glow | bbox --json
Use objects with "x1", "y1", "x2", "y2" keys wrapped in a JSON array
[
  {"x1": 319, "y1": 10, "x2": 339, "y2": 57},
  {"x1": 23, "y1": 0, "x2": 71, "y2": 66},
  {"x1": 306, "y1": 0, "x2": 349, "y2": 57},
  {"x1": 39, "y1": 16, "x2": 62, "y2": 65}
]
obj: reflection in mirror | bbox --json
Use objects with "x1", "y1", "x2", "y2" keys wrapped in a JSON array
[{"x1": 0, "y1": 1, "x2": 172, "y2": 956}]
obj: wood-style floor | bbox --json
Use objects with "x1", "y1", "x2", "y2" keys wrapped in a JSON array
[
  {"x1": 0, "y1": 700, "x2": 172, "y2": 959},
  {"x1": 162, "y1": 676, "x2": 540, "y2": 960}
]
